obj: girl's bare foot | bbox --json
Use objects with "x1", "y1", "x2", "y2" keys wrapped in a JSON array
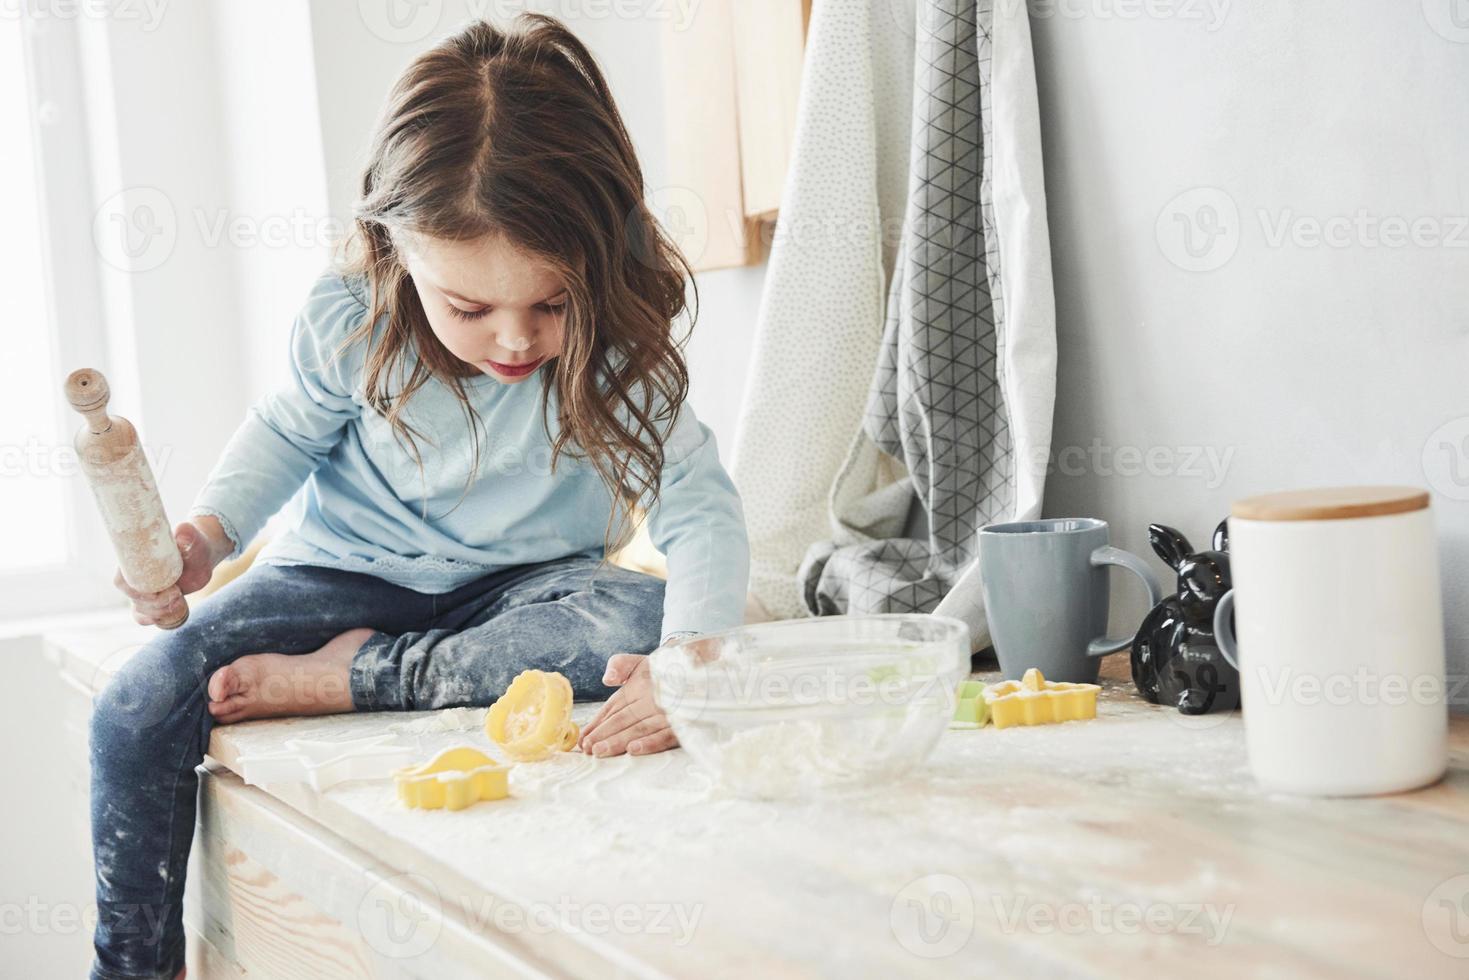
[{"x1": 207, "y1": 628, "x2": 375, "y2": 724}]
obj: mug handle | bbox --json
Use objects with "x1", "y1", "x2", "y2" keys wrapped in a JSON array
[
  {"x1": 1212, "y1": 589, "x2": 1239, "y2": 669},
  {"x1": 1086, "y1": 546, "x2": 1163, "y2": 657}
]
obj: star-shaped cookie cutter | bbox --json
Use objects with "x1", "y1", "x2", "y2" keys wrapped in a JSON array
[
  {"x1": 394, "y1": 746, "x2": 511, "y2": 810},
  {"x1": 235, "y1": 734, "x2": 415, "y2": 791},
  {"x1": 984, "y1": 668, "x2": 1100, "y2": 729}
]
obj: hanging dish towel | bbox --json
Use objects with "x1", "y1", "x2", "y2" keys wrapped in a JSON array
[
  {"x1": 794, "y1": 0, "x2": 1057, "y2": 652},
  {"x1": 728, "y1": 0, "x2": 920, "y2": 622}
]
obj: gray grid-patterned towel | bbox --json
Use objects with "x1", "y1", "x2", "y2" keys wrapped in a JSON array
[{"x1": 798, "y1": 0, "x2": 1016, "y2": 617}]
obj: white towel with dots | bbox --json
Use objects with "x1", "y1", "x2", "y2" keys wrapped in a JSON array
[{"x1": 730, "y1": 0, "x2": 1056, "y2": 653}]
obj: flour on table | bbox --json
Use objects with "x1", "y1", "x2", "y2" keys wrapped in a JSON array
[
  {"x1": 510, "y1": 750, "x2": 715, "y2": 806},
  {"x1": 387, "y1": 706, "x2": 486, "y2": 736}
]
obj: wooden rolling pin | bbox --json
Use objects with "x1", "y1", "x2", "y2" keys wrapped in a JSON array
[{"x1": 65, "y1": 369, "x2": 188, "y2": 629}]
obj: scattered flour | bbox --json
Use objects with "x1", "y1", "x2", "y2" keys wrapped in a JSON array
[
  {"x1": 387, "y1": 706, "x2": 486, "y2": 736},
  {"x1": 510, "y1": 749, "x2": 715, "y2": 807}
]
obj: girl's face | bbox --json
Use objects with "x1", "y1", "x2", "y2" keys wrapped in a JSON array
[{"x1": 400, "y1": 231, "x2": 569, "y2": 384}]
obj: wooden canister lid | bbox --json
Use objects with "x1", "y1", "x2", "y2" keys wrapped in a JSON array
[{"x1": 1231, "y1": 485, "x2": 1430, "y2": 522}]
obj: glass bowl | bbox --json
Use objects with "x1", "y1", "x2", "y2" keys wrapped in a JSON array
[{"x1": 648, "y1": 614, "x2": 970, "y2": 799}]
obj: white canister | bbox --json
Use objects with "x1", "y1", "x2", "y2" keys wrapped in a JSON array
[{"x1": 1214, "y1": 486, "x2": 1448, "y2": 796}]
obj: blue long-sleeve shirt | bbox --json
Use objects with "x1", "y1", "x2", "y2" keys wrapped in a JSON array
[{"x1": 190, "y1": 272, "x2": 750, "y2": 643}]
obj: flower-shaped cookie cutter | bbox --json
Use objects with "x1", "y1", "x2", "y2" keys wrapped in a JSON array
[
  {"x1": 485, "y1": 669, "x2": 580, "y2": 762},
  {"x1": 984, "y1": 668, "x2": 1100, "y2": 729}
]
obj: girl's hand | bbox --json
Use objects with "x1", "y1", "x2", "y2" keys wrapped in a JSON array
[
  {"x1": 578, "y1": 654, "x2": 678, "y2": 757},
  {"x1": 115, "y1": 517, "x2": 232, "y2": 627}
]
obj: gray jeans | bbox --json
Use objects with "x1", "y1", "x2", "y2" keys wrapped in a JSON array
[{"x1": 88, "y1": 555, "x2": 665, "y2": 980}]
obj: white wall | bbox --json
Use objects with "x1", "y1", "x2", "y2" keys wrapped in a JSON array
[
  {"x1": 208, "y1": 2, "x2": 334, "y2": 402},
  {"x1": 1028, "y1": 1, "x2": 1469, "y2": 694}
]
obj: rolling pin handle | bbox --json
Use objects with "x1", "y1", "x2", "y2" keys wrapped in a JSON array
[
  {"x1": 157, "y1": 604, "x2": 190, "y2": 630},
  {"x1": 64, "y1": 368, "x2": 114, "y2": 433}
]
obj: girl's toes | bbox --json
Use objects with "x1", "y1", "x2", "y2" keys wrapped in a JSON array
[
  {"x1": 207, "y1": 659, "x2": 260, "y2": 724},
  {"x1": 207, "y1": 664, "x2": 241, "y2": 704},
  {"x1": 207, "y1": 695, "x2": 246, "y2": 722}
]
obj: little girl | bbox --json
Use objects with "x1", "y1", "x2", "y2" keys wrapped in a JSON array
[{"x1": 88, "y1": 16, "x2": 749, "y2": 980}]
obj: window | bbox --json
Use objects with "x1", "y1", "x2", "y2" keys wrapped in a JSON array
[
  {"x1": 0, "y1": 16, "x2": 118, "y2": 619},
  {"x1": 0, "y1": 16, "x2": 69, "y2": 574}
]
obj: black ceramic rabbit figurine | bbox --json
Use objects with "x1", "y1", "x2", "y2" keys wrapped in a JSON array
[{"x1": 1131, "y1": 519, "x2": 1241, "y2": 714}]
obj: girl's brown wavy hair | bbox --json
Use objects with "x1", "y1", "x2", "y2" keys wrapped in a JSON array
[{"x1": 343, "y1": 14, "x2": 694, "y2": 558}]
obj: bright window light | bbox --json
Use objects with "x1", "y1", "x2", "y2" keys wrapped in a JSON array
[{"x1": 0, "y1": 19, "x2": 70, "y2": 572}]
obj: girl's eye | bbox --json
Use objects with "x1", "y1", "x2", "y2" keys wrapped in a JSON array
[
  {"x1": 448, "y1": 304, "x2": 490, "y2": 321},
  {"x1": 538, "y1": 302, "x2": 567, "y2": 315}
]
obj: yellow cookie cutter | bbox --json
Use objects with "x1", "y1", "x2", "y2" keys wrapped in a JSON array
[
  {"x1": 394, "y1": 746, "x2": 510, "y2": 810},
  {"x1": 485, "y1": 669, "x2": 580, "y2": 762},
  {"x1": 984, "y1": 668, "x2": 1100, "y2": 729}
]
